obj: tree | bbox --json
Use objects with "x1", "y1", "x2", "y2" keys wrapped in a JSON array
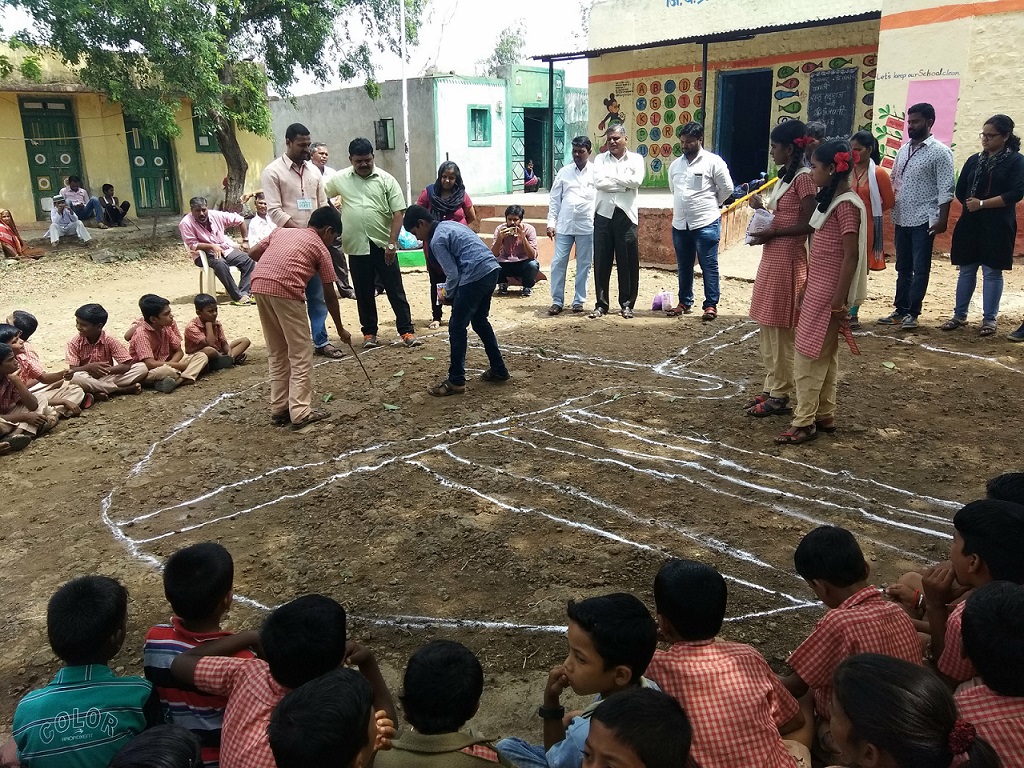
[
  {"x1": 2, "y1": 0, "x2": 424, "y2": 204},
  {"x1": 477, "y1": 22, "x2": 526, "y2": 78}
]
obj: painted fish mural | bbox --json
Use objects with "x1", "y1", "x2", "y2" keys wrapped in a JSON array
[
  {"x1": 777, "y1": 66, "x2": 798, "y2": 78},
  {"x1": 862, "y1": 93, "x2": 874, "y2": 106},
  {"x1": 864, "y1": 109, "x2": 874, "y2": 120},
  {"x1": 778, "y1": 116, "x2": 795, "y2": 124},
  {"x1": 774, "y1": 90, "x2": 799, "y2": 100},
  {"x1": 864, "y1": 54, "x2": 877, "y2": 66},
  {"x1": 778, "y1": 102, "x2": 802, "y2": 114},
  {"x1": 802, "y1": 61, "x2": 823, "y2": 73},
  {"x1": 829, "y1": 57, "x2": 853, "y2": 69},
  {"x1": 862, "y1": 69, "x2": 876, "y2": 79},
  {"x1": 777, "y1": 77, "x2": 799, "y2": 89},
  {"x1": 864, "y1": 81, "x2": 875, "y2": 92}
]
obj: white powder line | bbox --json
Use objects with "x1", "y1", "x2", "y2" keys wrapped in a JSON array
[{"x1": 857, "y1": 331, "x2": 1024, "y2": 374}]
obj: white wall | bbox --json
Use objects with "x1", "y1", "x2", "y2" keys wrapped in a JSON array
[{"x1": 433, "y1": 79, "x2": 509, "y2": 195}]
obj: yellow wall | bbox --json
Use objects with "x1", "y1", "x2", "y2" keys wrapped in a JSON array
[
  {"x1": 588, "y1": 21, "x2": 880, "y2": 186},
  {"x1": 76, "y1": 94, "x2": 134, "y2": 209},
  {"x1": 0, "y1": 94, "x2": 35, "y2": 223}
]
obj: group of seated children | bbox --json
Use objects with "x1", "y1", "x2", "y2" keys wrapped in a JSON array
[
  {"x1": 0, "y1": 296, "x2": 249, "y2": 455},
  {"x1": 4, "y1": 487, "x2": 1024, "y2": 768}
]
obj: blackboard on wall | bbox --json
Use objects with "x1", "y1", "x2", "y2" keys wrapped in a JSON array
[{"x1": 807, "y1": 68, "x2": 858, "y2": 139}]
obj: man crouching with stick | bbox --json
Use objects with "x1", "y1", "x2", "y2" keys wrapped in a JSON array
[
  {"x1": 404, "y1": 204, "x2": 510, "y2": 397},
  {"x1": 249, "y1": 206, "x2": 352, "y2": 429}
]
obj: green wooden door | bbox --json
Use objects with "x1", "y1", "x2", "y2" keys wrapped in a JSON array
[
  {"x1": 553, "y1": 109, "x2": 566, "y2": 180},
  {"x1": 125, "y1": 119, "x2": 178, "y2": 213},
  {"x1": 20, "y1": 98, "x2": 83, "y2": 220},
  {"x1": 510, "y1": 107, "x2": 525, "y2": 192}
]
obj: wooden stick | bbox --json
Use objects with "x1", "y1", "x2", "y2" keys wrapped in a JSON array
[{"x1": 347, "y1": 341, "x2": 372, "y2": 384}]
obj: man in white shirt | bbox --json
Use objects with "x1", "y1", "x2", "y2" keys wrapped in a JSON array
[
  {"x1": 591, "y1": 124, "x2": 646, "y2": 319},
  {"x1": 247, "y1": 194, "x2": 276, "y2": 247},
  {"x1": 667, "y1": 121, "x2": 734, "y2": 321},
  {"x1": 48, "y1": 196, "x2": 91, "y2": 244},
  {"x1": 877, "y1": 102, "x2": 955, "y2": 330},
  {"x1": 311, "y1": 142, "x2": 338, "y2": 184},
  {"x1": 546, "y1": 136, "x2": 596, "y2": 315}
]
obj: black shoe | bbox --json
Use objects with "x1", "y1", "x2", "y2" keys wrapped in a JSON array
[
  {"x1": 481, "y1": 368, "x2": 511, "y2": 382},
  {"x1": 589, "y1": 307, "x2": 607, "y2": 319},
  {"x1": 621, "y1": 307, "x2": 634, "y2": 319}
]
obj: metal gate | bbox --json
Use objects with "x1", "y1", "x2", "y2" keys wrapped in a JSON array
[
  {"x1": 125, "y1": 119, "x2": 178, "y2": 213},
  {"x1": 20, "y1": 98, "x2": 82, "y2": 220},
  {"x1": 509, "y1": 107, "x2": 525, "y2": 192}
]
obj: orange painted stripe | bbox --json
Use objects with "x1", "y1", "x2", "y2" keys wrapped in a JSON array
[
  {"x1": 589, "y1": 44, "x2": 877, "y2": 84},
  {"x1": 881, "y1": 0, "x2": 1024, "y2": 31}
]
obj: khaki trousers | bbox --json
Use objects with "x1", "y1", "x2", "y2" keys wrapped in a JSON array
[
  {"x1": 256, "y1": 292, "x2": 315, "y2": 422},
  {"x1": 792, "y1": 332, "x2": 840, "y2": 427},
  {"x1": 0, "y1": 402, "x2": 58, "y2": 436},
  {"x1": 144, "y1": 354, "x2": 209, "y2": 385},
  {"x1": 30, "y1": 379, "x2": 85, "y2": 415},
  {"x1": 71, "y1": 363, "x2": 149, "y2": 394},
  {"x1": 759, "y1": 325, "x2": 796, "y2": 400}
]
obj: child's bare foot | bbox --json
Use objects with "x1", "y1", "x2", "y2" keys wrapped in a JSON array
[{"x1": 114, "y1": 384, "x2": 142, "y2": 396}]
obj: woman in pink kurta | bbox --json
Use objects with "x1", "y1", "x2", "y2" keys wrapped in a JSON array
[
  {"x1": 777, "y1": 140, "x2": 866, "y2": 445},
  {"x1": 746, "y1": 121, "x2": 816, "y2": 417}
]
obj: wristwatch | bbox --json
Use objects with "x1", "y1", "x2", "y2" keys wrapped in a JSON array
[{"x1": 386, "y1": 243, "x2": 397, "y2": 252}]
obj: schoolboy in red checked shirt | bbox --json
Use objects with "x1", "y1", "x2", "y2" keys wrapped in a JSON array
[
  {"x1": 645, "y1": 559, "x2": 811, "y2": 768},
  {"x1": 781, "y1": 526, "x2": 921, "y2": 764}
]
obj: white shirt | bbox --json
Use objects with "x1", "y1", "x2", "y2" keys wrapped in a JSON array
[
  {"x1": 593, "y1": 150, "x2": 646, "y2": 224},
  {"x1": 247, "y1": 214, "x2": 276, "y2": 246},
  {"x1": 547, "y1": 161, "x2": 596, "y2": 235},
  {"x1": 668, "y1": 148, "x2": 734, "y2": 230},
  {"x1": 321, "y1": 166, "x2": 338, "y2": 185},
  {"x1": 890, "y1": 135, "x2": 956, "y2": 227},
  {"x1": 50, "y1": 206, "x2": 79, "y2": 229}
]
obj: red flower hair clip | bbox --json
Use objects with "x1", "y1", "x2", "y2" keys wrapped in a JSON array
[
  {"x1": 948, "y1": 720, "x2": 977, "y2": 755},
  {"x1": 793, "y1": 136, "x2": 811, "y2": 149},
  {"x1": 834, "y1": 151, "x2": 851, "y2": 172}
]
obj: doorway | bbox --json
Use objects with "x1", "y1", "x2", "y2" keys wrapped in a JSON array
[
  {"x1": 715, "y1": 69, "x2": 772, "y2": 186},
  {"x1": 125, "y1": 119, "x2": 179, "y2": 214},
  {"x1": 523, "y1": 108, "x2": 550, "y2": 188},
  {"x1": 20, "y1": 98, "x2": 83, "y2": 220}
]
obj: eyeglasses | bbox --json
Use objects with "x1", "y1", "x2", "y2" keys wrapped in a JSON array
[{"x1": 980, "y1": 133, "x2": 1003, "y2": 139}]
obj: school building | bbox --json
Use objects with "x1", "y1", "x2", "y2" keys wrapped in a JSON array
[
  {"x1": 538, "y1": 0, "x2": 1023, "y2": 191},
  {"x1": 0, "y1": 45, "x2": 274, "y2": 224},
  {"x1": 269, "y1": 66, "x2": 588, "y2": 196}
]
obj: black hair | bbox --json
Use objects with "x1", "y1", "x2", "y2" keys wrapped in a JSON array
[
  {"x1": 162, "y1": 543, "x2": 234, "y2": 623},
  {"x1": 308, "y1": 205, "x2": 343, "y2": 233},
  {"x1": 269, "y1": 668, "x2": 372, "y2": 768},
  {"x1": 108, "y1": 724, "x2": 202, "y2": 768},
  {"x1": 985, "y1": 114, "x2": 1021, "y2": 153},
  {"x1": 349, "y1": 137, "x2": 374, "y2": 157},
  {"x1": 75, "y1": 303, "x2": 108, "y2": 327},
  {"x1": 193, "y1": 294, "x2": 217, "y2": 312},
  {"x1": 10, "y1": 310, "x2": 37, "y2": 340},
  {"x1": 678, "y1": 121, "x2": 704, "y2": 139},
  {"x1": 260, "y1": 594, "x2": 347, "y2": 689},
  {"x1": 653, "y1": 559, "x2": 727, "y2": 641},
  {"x1": 805, "y1": 121, "x2": 827, "y2": 140},
  {"x1": 401, "y1": 640, "x2": 483, "y2": 734},
  {"x1": 961, "y1": 580, "x2": 1024, "y2": 697},
  {"x1": 589, "y1": 688, "x2": 692, "y2": 768},
  {"x1": 812, "y1": 139, "x2": 855, "y2": 213},
  {"x1": 794, "y1": 525, "x2": 868, "y2": 586},
  {"x1": 571, "y1": 136, "x2": 593, "y2": 151},
  {"x1": 504, "y1": 204, "x2": 525, "y2": 219},
  {"x1": 403, "y1": 204, "x2": 435, "y2": 232},
  {"x1": 986, "y1": 472, "x2": 1024, "y2": 505},
  {"x1": 436, "y1": 161, "x2": 463, "y2": 188},
  {"x1": 139, "y1": 294, "x2": 171, "y2": 324},
  {"x1": 0, "y1": 342, "x2": 13, "y2": 364},
  {"x1": 0, "y1": 323, "x2": 20, "y2": 344},
  {"x1": 67, "y1": 175, "x2": 82, "y2": 184},
  {"x1": 188, "y1": 196, "x2": 207, "y2": 210},
  {"x1": 769, "y1": 119, "x2": 808, "y2": 183},
  {"x1": 908, "y1": 102, "x2": 936, "y2": 123},
  {"x1": 47, "y1": 575, "x2": 128, "y2": 665},
  {"x1": 851, "y1": 130, "x2": 882, "y2": 164},
  {"x1": 102, "y1": 183, "x2": 114, "y2": 194},
  {"x1": 285, "y1": 123, "x2": 310, "y2": 141},
  {"x1": 954, "y1": 498, "x2": 1024, "y2": 582},
  {"x1": 565, "y1": 593, "x2": 657, "y2": 684},
  {"x1": 833, "y1": 654, "x2": 1000, "y2": 768}
]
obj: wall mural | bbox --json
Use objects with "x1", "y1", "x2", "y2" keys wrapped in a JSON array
[
  {"x1": 874, "y1": 104, "x2": 905, "y2": 170},
  {"x1": 773, "y1": 53, "x2": 876, "y2": 133}
]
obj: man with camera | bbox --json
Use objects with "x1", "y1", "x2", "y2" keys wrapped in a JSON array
[{"x1": 491, "y1": 204, "x2": 540, "y2": 296}]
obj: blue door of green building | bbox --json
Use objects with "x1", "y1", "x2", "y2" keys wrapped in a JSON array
[{"x1": 19, "y1": 98, "x2": 83, "y2": 220}]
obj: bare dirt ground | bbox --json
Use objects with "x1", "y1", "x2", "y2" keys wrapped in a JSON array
[{"x1": 1, "y1": 226, "x2": 1023, "y2": 742}]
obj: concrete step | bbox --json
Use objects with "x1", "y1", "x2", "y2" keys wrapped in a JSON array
[
  {"x1": 475, "y1": 203, "x2": 549, "y2": 221},
  {"x1": 477, "y1": 228, "x2": 554, "y2": 266}
]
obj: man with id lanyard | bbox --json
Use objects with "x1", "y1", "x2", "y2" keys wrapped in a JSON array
[
  {"x1": 261, "y1": 123, "x2": 344, "y2": 359},
  {"x1": 667, "y1": 121, "x2": 734, "y2": 321}
]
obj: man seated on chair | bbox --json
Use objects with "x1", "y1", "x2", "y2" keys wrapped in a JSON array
[
  {"x1": 99, "y1": 184, "x2": 131, "y2": 227},
  {"x1": 59, "y1": 176, "x2": 105, "y2": 227},
  {"x1": 178, "y1": 196, "x2": 257, "y2": 306}
]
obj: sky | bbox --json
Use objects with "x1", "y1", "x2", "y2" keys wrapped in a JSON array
[{"x1": 0, "y1": 0, "x2": 591, "y2": 95}]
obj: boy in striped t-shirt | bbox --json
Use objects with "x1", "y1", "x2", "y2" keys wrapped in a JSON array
[{"x1": 143, "y1": 543, "x2": 254, "y2": 768}]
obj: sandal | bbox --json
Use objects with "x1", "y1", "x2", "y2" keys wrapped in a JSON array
[
  {"x1": 746, "y1": 396, "x2": 792, "y2": 417},
  {"x1": 428, "y1": 320, "x2": 441, "y2": 330},
  {"x1": 5, "y1": 434, "x2": 32, "y2": 452},
  {"x1": 702, "y1": 306, "x2": 718, "y2": 321},
  {"x1": 665, "y1": 304, "x2": 691, "y2": 317},
  {"x1": 81, "y1": 393, "x2": 95, "y2": 410},
  {"x1": 428, "y1": 380, "x2": 466, "y2": 397},
  {"x1": 548, "y1": 304, "x2": 563, "y2": 316},
  {"x1": 271, "y1": 411, "x2": 291, "y2": 426},
  {"x1": 290, "y1": 409, "x2": 330, "y2": 430},
  {"x1": 815, "y1": 418, "x2": 837, "y2": 433},
  {"x1": 979, "y1": 324, "x2": 997, "y2": 337},
  {"x1": 774, "y1": 425, "x2": 818, "y2": 445},
  {"x1": 743, "y1": 392, "x2": 771, "y2": 409},
  {"x1": 940, "y1": 317, "x2": 967, "y2": 331},
  {"x1": 481, "y1": 368, "x2": 510, "y2": 382},
  {"x1": 314, "y1": 343, "x2": 345, "y2": 359}
]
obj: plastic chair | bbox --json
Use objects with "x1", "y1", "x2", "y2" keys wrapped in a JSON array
[{"x1": 193, "y1": 248, "x2": 220, "y2": 295}]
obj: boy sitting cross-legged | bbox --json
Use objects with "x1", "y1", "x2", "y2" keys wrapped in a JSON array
[
  {"x1": 170, "y1": 593, "x2": 396, "y2": 768},
  {"x1": 377, "y1": 640, "x2": 511, "y2": 768},
  {"x1": 183, "y1": 294, "x2": 251, "y2": 370},
  {"x1": 0, "y1": 341, "x2": 57, "y2": 452},
  {"x1": 6, "y1": 576, "x2": 163, "y2": 768},
  {"x1": 0, "y1": 323, "x2": 87, "y2": 416},
  {"x1": 129, "y1": 294, "x2": 209, "y2": 392},
  {"x1": 66, "y1": 303, "x2": 148, "y2": 398},
  {"x1": 496, "y1": 593, "x2": 660, "y2": 768},
  {"x1": 645, "y1": 559, "x2": 811, "y2": 768},
  {"x1": 143, "y1": 543, "x2": 255, "y2": 768},
  {"x1": 585, "y1": 687, "x2": 692, "y2": 768},
  {"x1": 781, "y1": 525, "x2": 921, "y2": 764}
]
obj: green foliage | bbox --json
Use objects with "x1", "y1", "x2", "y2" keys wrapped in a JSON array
[{"x1": 478, "y1": 22, "x2": 526, "y2": 78}]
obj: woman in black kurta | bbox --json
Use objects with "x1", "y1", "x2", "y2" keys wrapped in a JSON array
[{"x1": 942, "y1": 114, "x2": 1024, "y2": 337}]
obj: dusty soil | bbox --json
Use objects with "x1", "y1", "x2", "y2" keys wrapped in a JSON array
[{"x1": 1, "y1": 227, "x2": 1023, "y2": 741}]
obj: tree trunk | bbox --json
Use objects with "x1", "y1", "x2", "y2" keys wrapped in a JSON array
[{"x1": 214, "y1": 115, "x2": 248, "y2": 213}]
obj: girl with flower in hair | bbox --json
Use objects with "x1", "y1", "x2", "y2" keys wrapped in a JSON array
[
  {"x1": 776, "y1": 140, "x2": 867, "y2": 445},
  {"x1": 746, "y1": 120, "x2": 816, "y2": 418},
  {"x1": 848, "y1": 130, "x2": 895, "y2": 329},
  {"x1": 829, "y1": 653, "x2": 1000, "y2": 768}
]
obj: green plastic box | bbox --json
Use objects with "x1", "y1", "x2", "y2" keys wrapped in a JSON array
[{"x1": 398, "y1": 249, "x2": 426, "y2": 267}]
